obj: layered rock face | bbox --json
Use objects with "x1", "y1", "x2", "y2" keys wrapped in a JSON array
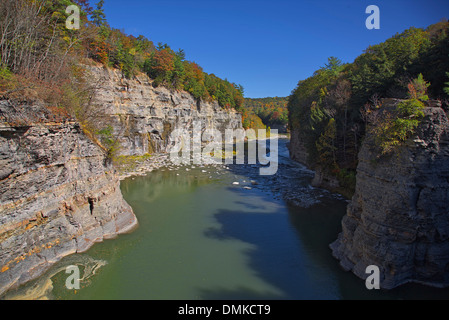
[
  {"x1": 0, "y1": 101, "x2": 137, "y2": 296},
  {"x1": 330, "y1": 105, "x2": 449, "y2": 289},
  {"x1": 88, "y1": 65, "x2": 243, "y2": 156}
]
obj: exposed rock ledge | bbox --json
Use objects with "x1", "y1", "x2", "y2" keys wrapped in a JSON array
[
  {"x1": 330, "y1": 104, "x2": 449, "y2": 289},
  {"x1": 87, "y1": 64, "x2": 243, "y2": 156},
  {"x1": 0, "y1": 101, "x2": 137, "y2": 296}
]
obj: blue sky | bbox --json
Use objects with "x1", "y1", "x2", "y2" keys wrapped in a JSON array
[{"x1": 101, "y1": 0, "x2": 449, "y2": 98}]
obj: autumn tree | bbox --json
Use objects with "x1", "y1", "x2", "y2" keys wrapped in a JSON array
[{"x1": 144, "y1": 48, "x2": 175, "y2": 86}]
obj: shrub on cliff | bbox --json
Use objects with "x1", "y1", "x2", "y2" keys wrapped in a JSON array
[{"x1": 372, "y1": 75, "x2": 429, "y2": 155}]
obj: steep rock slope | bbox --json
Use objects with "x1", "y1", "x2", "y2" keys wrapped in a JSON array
[
  {"x1": 330, "y1": 104, "x2": 449, "y2": 289},
  {"x1": 89, "y1": 65, "x2": 243, "y2": 156},
  {"x1": 0, "y1": 101, "x2": 137, "y2": 296}
]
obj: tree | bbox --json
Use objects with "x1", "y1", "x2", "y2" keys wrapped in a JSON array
[
  {"x1": 143, "y1": 48, "x2": 175, "y2": 86},
  {"x1": 407, "y1": 73, "x2": 430, "y2": 101},
  {"x1": 373, "y1": 75, "x2": 428, "y2": 155},
  {"x1": 322, "y1": 56, "x2": 344, "y2": 77},
  {"x1": 171, "y1": 53, "x2": 185, "y2": 89},
  {"x1": 91, "y1": 0, "x2": 106, "y2": 27},
  {"x1": 326, "y1": 78, "x2": 352, "y2": 160},
  {"x1": 176, "y1": 49, "x2": 186, "y2": 60},
  {"x1": 316, "y1": 118, "x2": 337, "y2": 165},
  {"x1": 233, "y1": 83, "x2": 244, "y2": 96},
  {"x1": 74, "y1": 0, "x2": 93, "y2": 15}
]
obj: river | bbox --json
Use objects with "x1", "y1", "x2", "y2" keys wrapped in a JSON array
[{"x1": 4, "y1": 138, "x2": 449, "y2": 299}]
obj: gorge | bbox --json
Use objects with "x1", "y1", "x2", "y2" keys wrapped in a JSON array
[
  {"x1": 0, "y1": 0, "x2": 449, "y2": 300},
  {"x1": 2, "y1": 77, "x2": 449, "y2": 298}
]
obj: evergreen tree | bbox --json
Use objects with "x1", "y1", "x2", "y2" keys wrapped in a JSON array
[
  {"x1": 91, "y1": 0, "x2": 106, "y2": 27},
  {"x1": 322, "y1": 56, "x2": 344, "y2": 77}
]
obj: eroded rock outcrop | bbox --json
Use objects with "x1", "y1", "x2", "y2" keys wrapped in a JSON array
[
  {"x1": 330, "y1": 103, "x2": 449, "y2": 289},
  {"x1": 0, "y1": 101, "x2": 137, "y2": 296},
  {"x1": 88, "y1": 65, "x2": 243, "y2": 156}
]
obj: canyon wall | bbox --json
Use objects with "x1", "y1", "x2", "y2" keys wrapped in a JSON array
[
  {"x1": 88, "y1": 65, "x2": 243, "y2": 156},
  {"x1": 289, "y1": 130, "x2": 341, "y2": 191},
  {"x1": 0, "y1": 101, "x2": 138, "y2": 296},
  {"x1": 330, "y1": 103, "x2": 449, "y2": 289}
]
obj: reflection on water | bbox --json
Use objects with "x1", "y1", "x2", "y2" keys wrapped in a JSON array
[{"x1": 5, "y1": 140, "x2": 449, "y2": 300}]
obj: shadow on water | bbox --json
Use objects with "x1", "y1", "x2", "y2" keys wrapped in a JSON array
[
  {"x1": 200, "y1": 198, "x2": 346, "y2": 299},
  {"x1": 200, "y1": 189, "x2": 449, "y2": 300},
  {"x1": 200, "y1": 139, "x2": 449, "y2": 300}
]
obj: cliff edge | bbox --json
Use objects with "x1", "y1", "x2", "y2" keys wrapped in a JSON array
[
  {"x1": 0, "y1": 101, "x2": 138, "y2": 296},
  {"x1": 88, "y1": 65, "x2": 243, "y2": 157},
  {"x1": 330, "y1": 104, "x2": 449, "y2": 289}
]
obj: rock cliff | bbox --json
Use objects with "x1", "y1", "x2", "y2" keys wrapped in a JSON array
[
  {"x1": 0, "y1": 101, "x2": 137, "y2": 296},
  {"x1": 88, "y1": 65, "x2": 243, "y2": 156},
  {"x1": 330, "y1": 103, "x2": 449, "y2": 289}
]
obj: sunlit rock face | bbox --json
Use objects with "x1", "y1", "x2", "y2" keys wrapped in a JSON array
[
  {"x1": 0, "y1": 101, "x2": 137, "y2": 296},
  {"x1": 331, "y1": 102, "x2": 449, "y2": 289},
  {"x1": 88, "y1": 65, "x2": 243, "y2": 156}
]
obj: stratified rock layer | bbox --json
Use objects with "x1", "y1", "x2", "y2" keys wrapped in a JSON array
[
  {"x1": 0, "y1": 101, "x2": 137, "y2": 296},
  {"x1": 330, "y1": 105, "x2": 449, "y2": 289},
  {"x1": 88, "y1": 65, "x2": 243, "y2": 156}
]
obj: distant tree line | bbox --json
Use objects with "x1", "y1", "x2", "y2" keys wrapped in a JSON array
[{"x1": 242, "y1": 97, "x2": 288, "y2": 129}]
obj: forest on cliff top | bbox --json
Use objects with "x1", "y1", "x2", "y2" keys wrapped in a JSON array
[{"x1": 288, "y1": 20, "x2": 449, "y2": 195}]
